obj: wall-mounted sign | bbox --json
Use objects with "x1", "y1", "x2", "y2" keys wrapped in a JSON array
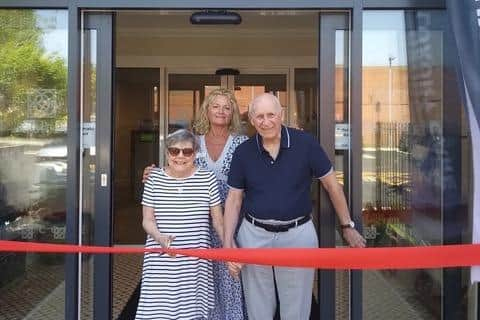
[{"x1": 335, "y1": 123, "x2": 350, "y2": 150}]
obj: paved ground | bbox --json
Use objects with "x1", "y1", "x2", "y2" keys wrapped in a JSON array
[
  {"x1": 0, "y1": 253, "x2": 440, "y2": 320},
  {"x1": 0, "y1": 254, "x2": 142, "y2": 320}
]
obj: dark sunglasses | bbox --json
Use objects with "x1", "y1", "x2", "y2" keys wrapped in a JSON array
[{"x1": 167, "y1": 147, "x2": 195, "y2": 157}]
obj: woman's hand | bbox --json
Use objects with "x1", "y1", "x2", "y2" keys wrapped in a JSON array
[
  {"x1": 155, "y1": 233, "x2": 176, "y2": 248},
  {"x1": 155, "y1": 233, "x2": 176, "y2": 257},
  {"x1": 142, "y1": 206, "x2": 176, "y2": 256},
  {"x1": 224, "y1": 241, "x2": 243, "y2": 280},
  {"x1": 227, "y1": 261, "x2": 243, "y2": 280},
  {"x1": 142, "y1": 164, "x2": 156, "y2": 183}
]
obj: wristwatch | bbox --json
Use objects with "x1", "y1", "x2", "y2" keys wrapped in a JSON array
[{"x1": 340, "y1": 221, "x2": 355, "y2": 229}]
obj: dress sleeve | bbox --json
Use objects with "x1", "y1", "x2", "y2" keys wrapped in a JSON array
[
  {"x1": 231, "y1": 135, "x2": 248, "y2": 149},
  {"x1": 208, "y1": 172, "x2": 222, "y2": 207},
  {"x1": 238, "y1": 135, "x2": 248, "y2": 144},
  {"x1": 141, "y1": 170, "x2": 156, "y2": 207}
]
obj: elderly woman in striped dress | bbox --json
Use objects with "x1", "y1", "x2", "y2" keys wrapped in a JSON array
[{"x1": 136, "y1": 129, "x2": 224, "y2": 320}]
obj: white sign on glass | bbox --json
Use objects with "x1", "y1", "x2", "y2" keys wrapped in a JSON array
[
  {"x1": 335, "y1": 123, "x2": 350, "y2": 150},
  {"x1": 82, "y1": 122, "x2": 96, "y2": 149}
]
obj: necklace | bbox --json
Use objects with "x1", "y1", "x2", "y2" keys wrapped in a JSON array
[
  {"x1": 164, "y1": 167, "x2": 193, "y2": 193},
  {"x1": 177, "y1": 179, "x2": 186, "y2": 193}
]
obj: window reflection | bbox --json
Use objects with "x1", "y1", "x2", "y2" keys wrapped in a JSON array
[
  {"x1": 0, "y1": 9, "x2": 68, "y2": 319},
  {"x1": 362, "y1": 11, "x2": 444, "y2": 246},
  {"x1": 362, "y1": 10, "x2": 471, "y2": 320}
]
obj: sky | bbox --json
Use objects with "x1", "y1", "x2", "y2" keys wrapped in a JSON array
[
  {"x1": 35, "y1": 10, "x2": 68, "y2": 64},
  {"x1": 363, "y1": 11, "x2": 408, "y2": 66}
]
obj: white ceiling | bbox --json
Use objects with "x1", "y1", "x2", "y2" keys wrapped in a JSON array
[{"x1": 115, "y1": 10, "x2": 319, "y2": 67}]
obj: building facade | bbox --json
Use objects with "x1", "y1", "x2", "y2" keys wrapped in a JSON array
[{"x1": 0, "y1": 1, "x2": 476, "y2": 319}]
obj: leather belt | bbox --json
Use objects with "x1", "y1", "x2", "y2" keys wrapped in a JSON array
[{"x1": 245, "y1": 214, "x2": 311, "y2": 233}]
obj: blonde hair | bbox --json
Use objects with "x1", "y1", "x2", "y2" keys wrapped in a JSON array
[{"x1": 193, "y1": 88, "x2": 242, "y2": 135}]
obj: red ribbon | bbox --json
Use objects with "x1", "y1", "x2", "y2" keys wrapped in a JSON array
[{"x1": 1, "y1": 240, "x2": 480, "y2": 269}]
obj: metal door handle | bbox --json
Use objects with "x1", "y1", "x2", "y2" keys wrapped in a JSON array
[{"x1": 101, "y1": 173, "x2": 108, "y2": 187}]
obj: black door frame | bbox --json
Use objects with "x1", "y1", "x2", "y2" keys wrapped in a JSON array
[
  {"x1": 0, "y1": 1, "x2": 451, "y2": 320},
  {"x1": 83, "y1": 13, "x2": 114, "y2": 320},
  {"x1": 317, "y1": 11, "x2": 362, "y2": 319}
]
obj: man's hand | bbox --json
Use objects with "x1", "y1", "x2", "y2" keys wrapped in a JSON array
[
  {"x1": 142, "y1": 164, "x2": 156, "y2": 183},
  {"x1": 342, "y1": 228, "x2": 366, "y2": 248},
  {"x1": 223, "y1": 188, "x2": 245, "y2": 279}
]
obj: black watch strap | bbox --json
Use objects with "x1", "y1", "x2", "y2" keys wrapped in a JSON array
[{"x1": 340, "y1": 221, "x2": 355, "y2": 229}]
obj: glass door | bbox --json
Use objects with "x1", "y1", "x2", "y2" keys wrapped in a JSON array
[
  {"x1": 167, "y1": 72, "x2": 222, "y2": 133},
  {"x1": 361, "y1": 10, "x2": 471, "y2": 320},
  {"x1": 166, "y1": 70, "x2": 288, "y2": 139},
  {"x1": 232, "y1": 72, "x2": 288, "y2": 136},
  {"x1": 0, "y1": 9, "x2": 69, "y2": 320}
]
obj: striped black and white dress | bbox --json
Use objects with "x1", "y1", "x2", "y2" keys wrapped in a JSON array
[{"x1": 135, "y1": 167, "x2": 221, "y2": 320}]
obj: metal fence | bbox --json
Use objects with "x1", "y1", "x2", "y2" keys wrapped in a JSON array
[{"x1": 374, "y1": 122, "x2": 412, "y2": 210}]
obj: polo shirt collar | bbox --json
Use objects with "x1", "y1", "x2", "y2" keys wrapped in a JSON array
[{"x1": 255, "y1": 125, "x2": 291, "y2": 153}]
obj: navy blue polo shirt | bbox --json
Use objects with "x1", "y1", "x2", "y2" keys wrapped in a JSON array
[{"x1": 227, "y1": 126, "x2": 333, "y2": 221}]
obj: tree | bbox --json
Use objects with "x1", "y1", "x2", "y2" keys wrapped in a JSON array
[{"x1": 0, "y1": 9, "x2": 67, "y2": 135}]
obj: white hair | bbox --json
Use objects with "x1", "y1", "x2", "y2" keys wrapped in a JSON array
[
  {"x1": 248, "y1": 93, "x2": 282, "y2": 117},
  {"x1": 166, "y1": 129, "x2": 200, "y2": 152}
]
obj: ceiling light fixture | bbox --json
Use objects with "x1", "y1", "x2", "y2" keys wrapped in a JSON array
[
  {"x1": 190, "y1": 10, "x2": 242, "y2": 25},
  {"x1": 215, "y1": 68, "x2": 240, "y2": 76}
]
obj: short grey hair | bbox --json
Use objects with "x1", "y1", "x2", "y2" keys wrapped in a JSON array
[
  {"x1": 165, "y1": 129, "x2": 200, "y2": 152},
  {"x1": 248, "y1": 93, "x2": 282, "y2": 117}
]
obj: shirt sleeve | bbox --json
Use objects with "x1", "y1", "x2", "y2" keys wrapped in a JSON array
[
  {"x1": 309, "y1": 135, "x2": 333, "y2": 178},
  {"x1": 227, "y1": 147, "x2": 245, "y2": 189},
  {"x1": 208, "y1": 172, "x2": 222, "y2": 207},
  {"x1": 141, "y1": 170, "x2": 155, "y2": 207}
]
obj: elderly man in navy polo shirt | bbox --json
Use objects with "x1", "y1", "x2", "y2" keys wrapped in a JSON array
[{"x1": 223, "y1": 93, "x2": 366, "y2": 320}]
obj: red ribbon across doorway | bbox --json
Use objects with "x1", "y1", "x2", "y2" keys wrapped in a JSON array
[{"x1": 2, "y1": 240, "x2": 480, "y2": 269}]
